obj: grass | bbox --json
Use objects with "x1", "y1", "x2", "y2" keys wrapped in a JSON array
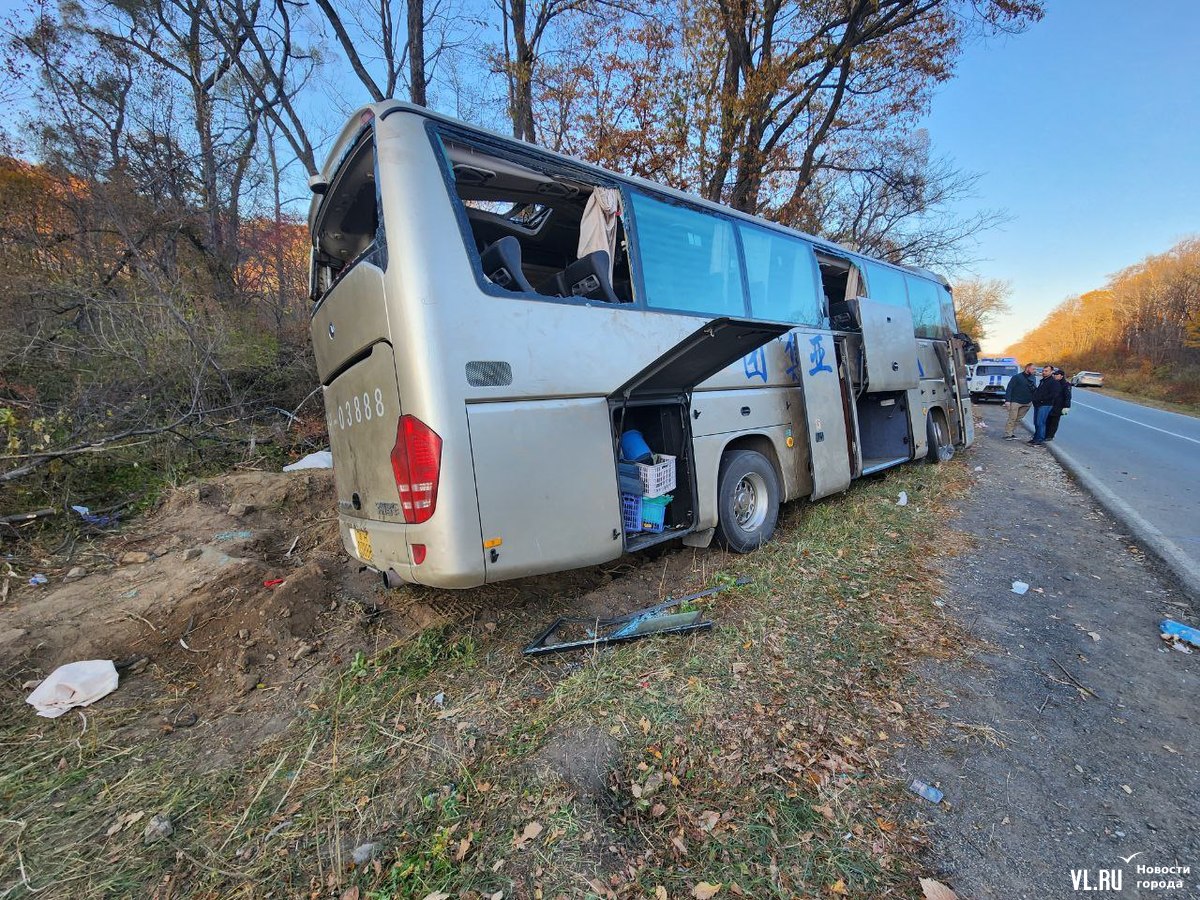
[{"x1": 0, "y1": 457, "x2": 973, "y2": 899}]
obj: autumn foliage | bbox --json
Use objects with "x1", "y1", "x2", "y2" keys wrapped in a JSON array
[{"x1": 1006, "y1": 237, "x2": 1200, "y2": 405}]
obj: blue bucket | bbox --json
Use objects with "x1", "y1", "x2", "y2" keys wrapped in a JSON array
[{"x1": 619, "y1": 430, "x2": 653, "y2": 463}]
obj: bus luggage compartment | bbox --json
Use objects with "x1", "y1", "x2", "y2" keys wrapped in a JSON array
[{"x1": 609, "y1": 317, "x2": 790, "y2": 552}]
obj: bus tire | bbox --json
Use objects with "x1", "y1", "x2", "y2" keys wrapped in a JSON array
[
  {"x1": 926, "y1": 410, "x2": 954, "y2": 464},
  {"x1": 715, "y1": 449, "x2": 780, "y2": 553}
]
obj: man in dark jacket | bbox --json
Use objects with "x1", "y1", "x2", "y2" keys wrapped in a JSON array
[
  {"x1": 1045, "y1": 369, "x2": 1072, "y2": 440},
  {"x1": 1030, "y1": 365, "x2": 1066, "y2": 445},
  {"x1": 1003, "y1": 362, "x2": 1039, "y2": 439}
]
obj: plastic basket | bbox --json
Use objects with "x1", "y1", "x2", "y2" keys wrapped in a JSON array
[
  {"x1": 636, "y1": 454, "x2": 676, "y2": 498},
  {"x1": 640, "y1": 494, "x2": 672, "y2": 533},
  {"x1": 621, "y1": 492, "x2": 643, "y2": 532}
]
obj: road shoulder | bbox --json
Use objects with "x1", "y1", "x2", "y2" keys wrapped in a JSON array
[{"x1": 903, "y1": 404, "x2": 1199, "y2": 899}]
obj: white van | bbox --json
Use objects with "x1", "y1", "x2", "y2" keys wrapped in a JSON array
[{"x1": 967, "y1": 357, "x2": 1020, "y2": 403}]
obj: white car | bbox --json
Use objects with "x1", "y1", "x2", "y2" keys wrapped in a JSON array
[
  {"x1": 1071, "y1": 371, "x2": 1104, "y2": 388},
  {"x1": 967, "y1": 357, "x2": 1020, "y2": 402}
]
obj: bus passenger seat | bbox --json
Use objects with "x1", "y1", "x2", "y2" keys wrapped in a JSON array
[
  {"x1": 482, "y1": 236, "x2": 536, "y2": 293},
  {"x1": 545, "y1": 250, "x2": 622, "y2": 303}
]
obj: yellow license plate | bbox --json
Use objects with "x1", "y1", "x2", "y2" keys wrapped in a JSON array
[{"x1": 350, "y1": 527, "x2": 373, "y2": 562}]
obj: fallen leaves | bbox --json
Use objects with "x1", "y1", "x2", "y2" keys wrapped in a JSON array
[
  {"x1": 919, "y1": 878, "x2": 959, "y2": 900},
  {"x1": 513, "y1": 821, "x2": 543, "y2": 850},
  {"x1": 104, "y1": 810, "x2": 146, "y2": 837},
  {"x1": 692, "y1": 882, "x2": 722, "y2": 899}
]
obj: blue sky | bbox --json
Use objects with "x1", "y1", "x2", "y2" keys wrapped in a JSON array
[{"x1": 924, "y1": 0, "x2": 1200, "y2": 351}]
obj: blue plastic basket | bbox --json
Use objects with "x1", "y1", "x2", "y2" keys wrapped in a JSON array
[
  {"x1": 640, "y1": 494, "x2": 672, "y2": 533},
  {"x1": 621, "y1": 492, "x2": 643, "y2": 532}
]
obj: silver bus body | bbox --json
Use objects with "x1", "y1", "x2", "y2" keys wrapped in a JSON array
[{"x1": 308, "y1": 103, "x2": 975, "y2": 589}]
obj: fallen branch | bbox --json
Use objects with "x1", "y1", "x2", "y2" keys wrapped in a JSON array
[
  {"x1": 0, "y1": 509, "x2": 58, "y2": 526},
  {"x1": 1051, "y1": 658, "x2": 1100, "y2": 700}
]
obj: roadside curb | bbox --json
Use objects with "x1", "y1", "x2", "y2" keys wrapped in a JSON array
[{"x1": 1021, "y1": 420, "x2": 1200, "y2": 601}]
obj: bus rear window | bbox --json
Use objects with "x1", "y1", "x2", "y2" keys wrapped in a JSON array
[{"x1": 312, "y1": 133, "x2": 380, "y2": 299}]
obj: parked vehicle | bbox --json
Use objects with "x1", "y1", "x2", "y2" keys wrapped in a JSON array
[
  {"x1": 1071, "y1": 371, "x2": 1104, "y2": 387},
  {"x1": 307, "y1": 103, "x2": 978, "y2": 588},
  {"x1": 967, "y1": 357, "x2": 1020, "y2": 402}
]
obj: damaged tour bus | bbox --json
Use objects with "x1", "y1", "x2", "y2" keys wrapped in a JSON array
[{"x1": 307, "y1": 103, "x2": 979, "y2": 589}]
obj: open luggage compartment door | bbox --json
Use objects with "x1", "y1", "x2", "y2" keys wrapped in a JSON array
[
  {"x1": 610, "y1": 317, "x2": 791, "y2": 549},
  {"x1": 611, "y1": 318, "x2": 793, "y2": 401}
]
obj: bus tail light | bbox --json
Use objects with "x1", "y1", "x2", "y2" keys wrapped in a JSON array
[{"x1": 390, "y1": 415, "x2": 442, "y2": 524}]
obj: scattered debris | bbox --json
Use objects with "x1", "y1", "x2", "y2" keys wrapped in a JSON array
[
  {"x1": 973, "y1": 466, "x2": 983, "y2": 472},
  {"x1": 1160, "y1": 619, "x2": 1200, "y2": 651},
  {"x1": 263, "y1": 578, "x2": 285, "y2": 589},
  {"x1": 897, "y1": 491, "x2": 909, "y2": 506},
  {"x1": 351, "y1": 842, "x2": 377, "y2": 865},
  {"x1": 523, "y1": 579, "x2": 751, "y2": 656},
  {"x1": 909, "y1": 779, "x2": 944, "y2": 804},
  {"x1": 143, "y1": 813, "x2": 174, "y2": 845},
  {"x1": 283, "y1": 449, "x2": 333, "y2": 471},
  {"x1": 215, "y1": 530, "x2": 253, "y2": 542},
  {"x1": 28, "y1": 573, "x2": 49, "y2": 586},
  {"x1": 120, "y1": 551, "x2": 152, "y2": 565},
  {"x1": 26, "y1": 660, "x2": 119, "y2": 718},
  {"x1": 70, "y1": 504, "x2": 118, "y2": 527},
  {"x1": 1011, "y1": 581, "x2": 1029, "y2": 595}
]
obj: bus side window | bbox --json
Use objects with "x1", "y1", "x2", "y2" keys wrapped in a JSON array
[
  {"x1": 862, "y1": 261, "x2": 910, "y2": 309},
  {"x1": 904, "y1": 275, "x2": 949, "y2": 339},
  {"x1": 739, "y1": 224, "x2": 825, "y2": 326},
  {"x1": 629, "y1": 192, "x2": 746, "y2": 317}
]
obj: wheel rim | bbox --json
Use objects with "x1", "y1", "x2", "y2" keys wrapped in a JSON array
[{"x1": 732, "y1": 471, "x2": 769, "y2": 532}]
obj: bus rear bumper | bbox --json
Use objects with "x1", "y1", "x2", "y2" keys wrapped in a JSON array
[{"x1": 337, "y1": 515, "x2": 487, "y2": 589}]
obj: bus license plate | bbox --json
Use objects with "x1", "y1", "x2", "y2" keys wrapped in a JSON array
[{"x1": 350, "y1": 527, "x2": 373, "y2": 562}]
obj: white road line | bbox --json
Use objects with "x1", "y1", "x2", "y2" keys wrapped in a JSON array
[{"x1": 1072, "y1": 400, "x2": 1200, "y2": 446}]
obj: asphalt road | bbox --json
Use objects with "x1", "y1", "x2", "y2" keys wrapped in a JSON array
[{"x1": 1015, "y1": 388, "x2": 1200, "y2": 596}]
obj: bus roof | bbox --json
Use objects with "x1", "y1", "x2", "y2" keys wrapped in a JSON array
[{"x1": 311, "y1": 102, "x2": 952, "y2": 292}]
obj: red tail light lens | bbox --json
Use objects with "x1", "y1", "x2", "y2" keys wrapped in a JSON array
[
  {"x1": 390, "y1": 415, "x2": 442, "y2": 524},
  {"x1": 410, "y1": 543, "x2": 427, "y2": 565}
]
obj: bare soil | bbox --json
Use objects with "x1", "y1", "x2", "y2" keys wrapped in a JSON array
[{"x1": 902, "y1": 404, "x2": 1200, "y2": 899}]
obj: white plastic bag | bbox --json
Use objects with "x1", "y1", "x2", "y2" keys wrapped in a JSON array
[{"x1": 26, "y1": 660, "x2": 119, "y2": 718}]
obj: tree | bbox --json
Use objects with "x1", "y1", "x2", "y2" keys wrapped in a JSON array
[{"x1": 952, "y1": 276, "x2": 1012, "y2": 342}]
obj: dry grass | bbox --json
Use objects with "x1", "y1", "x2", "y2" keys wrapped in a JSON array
[{"x1": 0, "y1": 458, "x2": 975, "y2": 899}]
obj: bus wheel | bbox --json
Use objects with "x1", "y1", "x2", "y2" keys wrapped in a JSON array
[
  {"x1": 926, "y1": 410, "x2": 954, "y2": 464},
  {"x1": 716, "y1": 449, "x2": 780, "y2": 553}
]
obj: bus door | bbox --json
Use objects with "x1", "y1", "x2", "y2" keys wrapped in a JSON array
[
  {"x1": 849, "y1": 297, "x2": 920, "y2": 392},
  {"x1": 796, "y1": 331, "x2": 854, "y2": 499}
]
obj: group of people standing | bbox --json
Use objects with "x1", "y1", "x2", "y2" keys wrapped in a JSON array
[{"x1": 1002, "y1": 363, "x2": 1072, "y2": 445}]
